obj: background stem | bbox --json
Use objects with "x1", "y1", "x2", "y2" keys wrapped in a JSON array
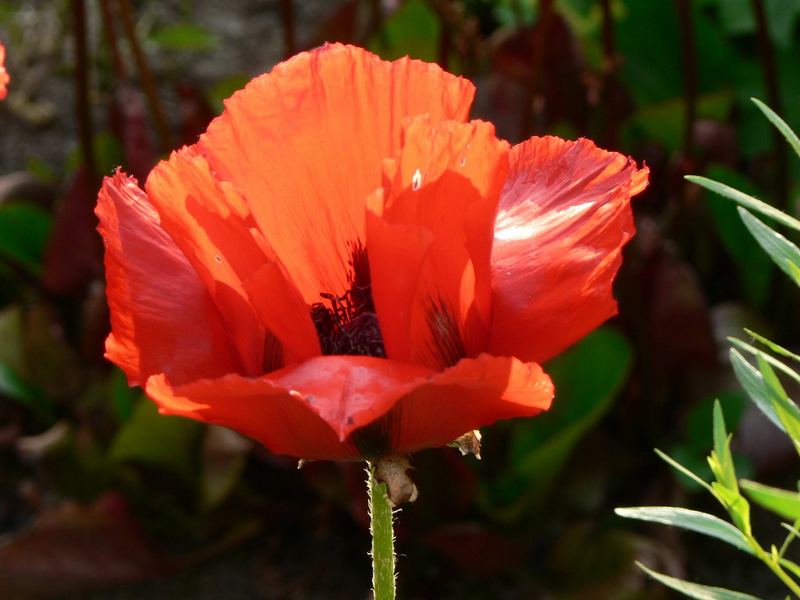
[
  {"x1": 116, "y1": 0, "x2": 172, "y2": 152},
  {"x1": 71, "y1": 0, "x2": 96, "y2": 188},
  {"x1": 368, "y1": 463, "x2": 396, "y2": 600}
]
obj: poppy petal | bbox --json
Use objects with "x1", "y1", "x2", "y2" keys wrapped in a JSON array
[
  {"x1": 144, "y1": 353, "x2": 551, "y2": 461},
  {"x1": 96, "y1": 171, "x2": 238, "y2": 386},
  {"x1": 146, "y1": 148, "x2": 319, "y2": 374},
  {"x1": 145, "y1": 356, "x2": 434, "y2": 460},
  {"x1": 489, "y1": 136, "x2": 649, "y2": 363},
  {"x1": 145, "y1": 373, "x2": 354, "y2": 461},
  {"x1": 368, "y1": 117, "x2": 509, "y2": 369},
  {"x1": 198, "y1": 43, "x2": 475, "y2": 304},
  {"x1": 377, "y1": 354, "x2": 553, "y2": 455}
]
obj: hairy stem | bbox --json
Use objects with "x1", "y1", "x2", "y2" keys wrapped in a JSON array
[{"x1": 367, "y1": 463, "x2": 396, "y2": 600}]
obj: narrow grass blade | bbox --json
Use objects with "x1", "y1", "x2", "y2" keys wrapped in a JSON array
[
  {"x1": 686, "y1": 176, "x2": 800, "y2": 232},
  {"x1": 636, "y1": 562, "x2": 761, "y2": 599},
  {"x1": 739, "y1": 208, "x2": 800, "y2": 285},
  {"x1": 729, "y1": 338, "x2": 800, "y2": 384},
  {"x1": 752, "y1": 98, "x2": 800, "y2": 158}
]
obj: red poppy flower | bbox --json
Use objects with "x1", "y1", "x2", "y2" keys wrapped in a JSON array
[
  {"x1": 96, "y1": 44, "x2": 648, "y2": 461},
  {"x1": 0, "y1": 42, "x2": 9, "y2": 100}
]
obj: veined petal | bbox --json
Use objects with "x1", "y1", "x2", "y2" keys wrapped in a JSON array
[
  {"x1": 96, "y1": 171, "x2": 238, "y2": 386},
  {"x1": 144, "y1": 353, "x2": 552, "y2": 461},
  {"x1": 146, "y1": 356, "x2": 433, "y2": 460},
  {"x1": 490, "y1": 136, "x2": 649, "y2": 363},
  {"x1": 198, "y1": 43, "x2": 475, "y2": 305},
  {"x1": 368, "y1": 117, "x2": 509, "y2": 369},
  {"x1": 146, "y1": 148, "x2": 319, "y2": 375},
  {"x1": 381, "y1": 354, "x2": 553, "y2": 454},
  {"x1": 146, "y1": 373, "x2": 353, "y2": 461}
]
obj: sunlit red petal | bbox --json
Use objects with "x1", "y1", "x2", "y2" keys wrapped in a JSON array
[
  {"x1": 198, "y1": 43, "x2": 475, "y2": 304},
  {"x1": 368, "y1": 116, "x2": 509, "y2": 369},
  {"x1": 96, "y1": 171, "x2": 238, "y2": 386},
  {"x1": 382, "y1": 354, "x2": 553, "y2": 454},
  {"x1": 146, "y1": 356, "x2": 433, "y2": 460},
  {"x1": 145, "y1": 148, "x2": 319, "y2": 375},
  {"x1": 144, "y1": 354, "x2": 552, "y2": 461},
  {"x1": 0, "y1": 42, "x2": 8, "y2": 100},
  {"x1": 489, "y1": 136, "x2": 649, "y2": 363},
  {"x1": 146, "y1": 372, "x2": 354, "y2": 461}
]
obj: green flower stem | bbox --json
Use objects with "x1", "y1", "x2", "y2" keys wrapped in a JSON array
[{"x1": 367, "y1": 463, "x2": 396, "y2": 600}]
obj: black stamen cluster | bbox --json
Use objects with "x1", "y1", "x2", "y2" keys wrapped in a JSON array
[{"x1": 311, "y1": 244, "x2": 386, "y2": 358}]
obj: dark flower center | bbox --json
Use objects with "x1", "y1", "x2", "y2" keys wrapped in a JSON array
[{"x1": 310, "y1": 243, "x2": 386, "y2": 358}]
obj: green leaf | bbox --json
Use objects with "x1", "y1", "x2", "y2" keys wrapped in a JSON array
[
  {"x1": 482, "y1": 328, "x2": 631, "y2": 519},
  {"x1": 752, "y1": 97, "x2": 800, "y2": 158},
  {"x1": 686, "y1": 175, "x2": 800, "y2": 233},
  {"x1": 150, "y1": 23, "x2": 218, "y2": 51},
  {"x1": 780, "y1": 557, "x2": 800, "y2": 581},
  {"x1": 742, "y1": 329, "x2": 800, "y2": 364},
  {"x1": 616, "y1": 1, "x2": 737, "y2": 107},
  {"x1": 729, "y1": 337, "x2": 800, "y2": 385},
  {"x1": 0, "y1": 362, "x2": 54, "y2": 423},
  {"x1": 718, "y1": 1, "x2": 800, "y2": 48},
  {"x1": 711, "y1": 401, "x2": 737, "y2": 491},
  {"x1": 109, "y1": 398, "x2": 200, "y2": 482},
  {"x1": 368, "y1": 0, "x2": 440, "y2": 63},
  {"x1": 672, "y1": 394, "x2": 751, "y2": 492},
  {"x1": 712, "y1": 482, "x2": 751, "y2": 536},
  {"x1": 207, "y1": 74, "x2": 251, "y2": 114},
  {"x1": 65, "y1": 132, "x2": 124, "y2": 176},
  {"x1": 738, "y1": 208, "x2": 800, "y2": 285},
  {"x1": 615, "y1": 507, "x2": 753, "y2": 555},
  {"x1": 0, "y1": 203, "x2": 53, "y2": 275},
  {"x1": 635, "y1": 562, "x2": 761, "y2": 599},
  {"x1": 703, "y1": 167, "x2": 773, "y2": 305},
  {"x1": 717, "y1": 0, "x2": 755, "y2": 34},
  {"x1": 656, "y1": 448, "x2": 714, "y2": 494},
  {"x1": 788, "y1": 261, "x2": 800, "y2": 288},
  {"x1": 109, "y1": 368, "x2": 137, "y2": 423},
  {"x1": 741, "y1": 480, "x2": 800, "y2": 522},
  {"x1": 200, "y1": 426, "x2": 249, "y2": 511},
  {"x1": 756, "y1": 356, "x2": 800, "y2": 452},
  {"x1": 628, "y1": 93, "x2": 733, "y2": 154},
  {"x1": 730, "y1": 349, "x2": 784, "y2": 432},
  {"x1": 509, "y1": 328, "x2": 631, "y2": 490}
]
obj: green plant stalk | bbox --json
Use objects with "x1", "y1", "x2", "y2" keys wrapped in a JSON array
[
  {"x1": 779, "y1": 519, "x2": 800, "y2": 558},
  {"x1": 748, "y1": 534, "x2": 800, "y2": 598},
  {"x1": 368, "y1": 464, "x2": 396, "y2": 600}
]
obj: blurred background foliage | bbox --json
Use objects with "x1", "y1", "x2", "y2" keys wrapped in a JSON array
[{"x1": 0, "y1": 0, "x2": 799, "y2": 598}]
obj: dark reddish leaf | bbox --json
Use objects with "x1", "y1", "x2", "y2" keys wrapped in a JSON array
[
  {"x1": 176, "y1": 81, "x2": 214, "y2": 147},
  {"x1": 489, "y1": 12, "x2": 588, "y2": 139},
  {"x1": 307, "y1": 0, "x2": 365, "y2": 47},
  {"x1": 424, "y1": 522, "x2": 523, "y2": 577},
  {"x1": 694, "y1": 119, "x2": 738, "y2": 167},
  {"x1": 620, "y1": 219, "x2": 718, "y2": 372},
  {"x1": 108, "y1": 84, "x2": 157, "y2": 184},
  {"x1": 41, "y1": 168, "x2": 102, "y2": 294},
  {"x1": 0, "y1": 492, "x2": 163, "y2": 597}
]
